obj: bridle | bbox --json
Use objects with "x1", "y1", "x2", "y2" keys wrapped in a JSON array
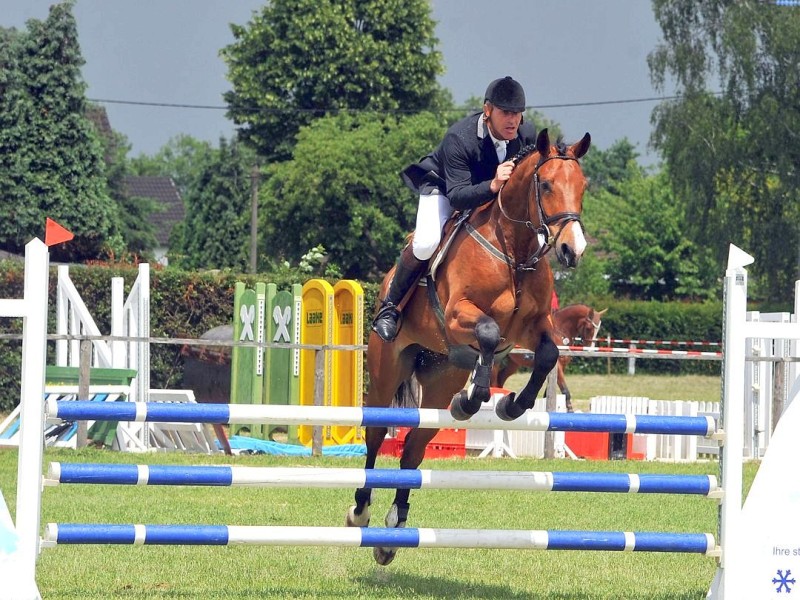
[{"x1": 497, "y1": 153, "x2": 584, "y2": 271}]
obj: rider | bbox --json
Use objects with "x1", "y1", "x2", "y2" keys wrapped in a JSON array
[{"x1": 372, "y1": 76, "x2": 537, "y2": 342}]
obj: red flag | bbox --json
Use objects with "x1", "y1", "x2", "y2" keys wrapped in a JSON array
[{"x1": 44, "y1": 218, "x2": 74, "y2": 247}]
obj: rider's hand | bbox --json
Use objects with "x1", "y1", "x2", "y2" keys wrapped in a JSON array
[{"x1": 490, "y1": 160, "x2": 515, "y2": 194}]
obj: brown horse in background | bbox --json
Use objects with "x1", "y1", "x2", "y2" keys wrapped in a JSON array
[
  {"x1": 346, "y1": 129, "x2": 591, "y2": 565},
  {"x1": 493, "y1": 304, "x2": 606, "y2": 412}
]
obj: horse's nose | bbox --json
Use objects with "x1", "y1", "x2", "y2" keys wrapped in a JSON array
[
  {"x1": 559, "y1": 243, "x2": 580, "y2": 268},
  {"x1": 557, "y1": 222, "x2": 586, "y2": 268}
]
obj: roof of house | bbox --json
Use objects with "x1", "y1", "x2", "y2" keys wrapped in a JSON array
[{"x1": 122, "y1": 176, "x2": 184, "y2": 247}]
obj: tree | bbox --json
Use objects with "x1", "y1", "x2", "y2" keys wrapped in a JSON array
[
  {"x1": 589, "y1": 168, "x2": 717, "y2": 301},
  {"x1": 648, "y1": 0, "x2": 800, "y2": 304},
  {"x1": 221, "y1": 0, "x2": 445, "y2": 162},
  {"x1": 171, "y1": 138, "x2": 255, "y2": 270},
  {"x1": 0, "y1": 2, "x2": 121, "y2": 260},
  {"x1": 260, "y1": 111, "x2": 447, "y2": 278},
  {"x1": 580, "y1": 138, "x2": 641, "y2": 195}
]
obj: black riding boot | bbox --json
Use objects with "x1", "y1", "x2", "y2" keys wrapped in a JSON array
[{"x1": 372, "y1": 249, "x2": 428, "y2": 342}]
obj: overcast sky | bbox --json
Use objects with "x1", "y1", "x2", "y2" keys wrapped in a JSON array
[{"x1": 4, "y1": 1, "x2": 671, "y2": 165}]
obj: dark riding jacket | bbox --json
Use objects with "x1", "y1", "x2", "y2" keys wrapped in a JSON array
[{"x1": 401, "y1": 112, "x2": 537, "y2": 211}]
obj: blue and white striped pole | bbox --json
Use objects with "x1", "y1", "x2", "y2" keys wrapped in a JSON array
[
  {"x1": 46, "y1": 400, "x2": 718, "y2": 437},
  {"x1": 43, "y1": 524, "x2": 717, "y2": 554},
  {"x1": 47, "y1": 463, "x2": 720, "y2": 496}
]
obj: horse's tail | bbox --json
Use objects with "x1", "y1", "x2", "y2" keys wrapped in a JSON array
[{"x1": 393, "y1": 373, "x2": 421, "y2": 408}]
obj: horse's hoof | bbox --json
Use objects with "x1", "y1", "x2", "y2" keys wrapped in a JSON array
[
  {"x1": 449, "y1": 390, "x2": 473, "y2": 421},
  {"x1": 346, "y1": 505, "x2": 370, "y2": 528},
  {"x1": 373, "y1": 545, "x2": 397, "y2": 566},
  {"x1": 495, "y1": 393, "x2": 524, "y2": 421}
]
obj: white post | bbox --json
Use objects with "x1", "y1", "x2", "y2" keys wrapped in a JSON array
[
  {"x1": 2, "y1": 239, "x2": 49, "y2": 600},
  {"x1": 111, "y1": 277, "x2": 124, "y2": 368},
  {"x1": 710, "y1": 245, "x2": 753, "y2": 598}
]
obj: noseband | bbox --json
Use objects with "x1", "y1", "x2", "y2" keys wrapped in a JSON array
[{"x1": 498, "y1": 153, "x2": 584, "y2": 271}]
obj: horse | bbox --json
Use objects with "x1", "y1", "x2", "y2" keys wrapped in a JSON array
[
  {"x1": 493, "y1": 304, "x2": 607, "y2": 412},
  {"x1": 346, "y1": 128, "x2": 591, "y2": 565}
]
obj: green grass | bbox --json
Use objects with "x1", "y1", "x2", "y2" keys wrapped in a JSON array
[
  {"x1": 1, "y1": 444, "x2": 758, "y2": 599},
  {"x1": 504, "y1": 373, "x2": 720, "y2": 411}
]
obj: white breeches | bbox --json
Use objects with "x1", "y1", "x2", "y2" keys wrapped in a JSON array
[{"x1": 411, "y1": 193, "x2": 452, "y2": 260}]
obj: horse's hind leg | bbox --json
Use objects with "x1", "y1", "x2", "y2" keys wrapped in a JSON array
[
  {"x1": 496, "y1": 333, "x2": 559, "y2": 420},
  {"x1": 345, "y1": 424, "x2": 387, "y2": 527},
  {"x1": 372, "y1": 425, "x2": 438, "y2": 566},
  {"x1": 450, "y1": 316, "x2": 500, "y2": 420},
  {"x1": 373, "y1": 362, "x2": 465, "y2": 566},
  {"x1": 347, "y1": 340, "x2": 415, "y2": 528},
  {"x1": 556, "y1": 359, "x2": 574, "y2": 412}
]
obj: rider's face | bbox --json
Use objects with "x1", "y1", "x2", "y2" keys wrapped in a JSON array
[{"x1": 484, "y1": 105, "x2": 523, "y2": 141}]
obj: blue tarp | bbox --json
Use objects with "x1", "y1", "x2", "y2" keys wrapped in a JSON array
[{"x1": 224, "y1": 435, "x2": 366, "y2": 456}]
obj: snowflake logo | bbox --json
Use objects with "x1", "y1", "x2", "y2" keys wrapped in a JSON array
[{"x1": 773, "y1": 569, "x2": 796, "y2": 593}]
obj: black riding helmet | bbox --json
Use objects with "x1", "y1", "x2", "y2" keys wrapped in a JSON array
[{"x1": 484, "y1": 76, "x2": 526, "y2": 112}]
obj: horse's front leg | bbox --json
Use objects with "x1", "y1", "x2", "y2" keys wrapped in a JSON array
[
  {"x1": 496, "y1": 332, "x2": 559, "y2": 421},
  {"x1": 449, "y1": 315, "x2": 501, "y2": 420}
]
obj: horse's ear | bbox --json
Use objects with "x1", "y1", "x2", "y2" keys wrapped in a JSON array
[
  {"x1": 536, "y1": 128, "x2": 550, "y2": 156},
  {"x1": 570, "y1": 132, "x2": 591, "y2": 159}
]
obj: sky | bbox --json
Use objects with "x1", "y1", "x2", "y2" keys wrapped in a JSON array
[{"x1": 3, "y1": 1, "x2": 672, "y2": 165}]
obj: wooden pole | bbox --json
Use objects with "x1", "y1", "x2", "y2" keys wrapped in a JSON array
[
  {"x1": 312, "y1": 350, "x2": 324, "y2": 456},
  {"x1": 76, "y1": 339, "x2": 91, "y2": 448}
]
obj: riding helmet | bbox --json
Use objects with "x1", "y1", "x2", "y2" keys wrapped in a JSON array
[{"x1": 484, "y1": 76, "x2": 526, "y2": 112}]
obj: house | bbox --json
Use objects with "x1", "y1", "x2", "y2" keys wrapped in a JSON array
[{"x1": 122, "y1": 176, "x2": 184, "y2": 266}]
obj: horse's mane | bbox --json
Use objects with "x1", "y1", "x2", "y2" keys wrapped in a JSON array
[{"x1": 510, "y1": 135, "x2": 569, "y2": 166}]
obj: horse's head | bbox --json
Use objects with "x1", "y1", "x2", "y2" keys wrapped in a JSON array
[
  {"x1": 554, "y1": 305, "x2": 606, "y2": 346},
  {"x1": 532, "y1": 129, "x2": 591, "y2": 267},
  {"x1": 581, "y1": 307, "x2": 607, "y2": 348},
  {"x1": 503, "y1": 129, "x2": 591, "y2": 270}
]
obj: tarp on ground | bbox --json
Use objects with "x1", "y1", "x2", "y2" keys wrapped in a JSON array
[{"x1": 224, "y1": 435, "x2": 366, "y2": 456}]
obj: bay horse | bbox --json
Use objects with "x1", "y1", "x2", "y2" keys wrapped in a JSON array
[
  {"x1": 493, "y1": 304, "x2": 607, "y2": 412},
  {"x1": 346, "y1": 129, "x2": 591, "y2": 565}
]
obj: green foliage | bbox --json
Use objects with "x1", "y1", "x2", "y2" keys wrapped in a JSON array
[
  {"x1": 0, "y1": 2, "x2": 121, "y2": 261},
  {"x1": 649, "y1": 0, "x2": 800, "y2": 304},
  {"x1": 561, "y1": 297, "x2": 723, "y2": 377},
  {"x1": 261, "y1": 111, "x2": 448, "y2": 278},
  {"x1": 580, "y1": 138, "x2": 641, "y2": 194},
  {"x1": 590, "y1": 169, "x2": 718, "y2": 301},
  {"x1": 555, "y1": 250, "x2": 610, "y2": 302},
  {"x1": 171, "y1": 138, "x2": 256, "y2": 270},
  {"x1": 221, "y1": 0, "x2": 445, "y2": 161}
]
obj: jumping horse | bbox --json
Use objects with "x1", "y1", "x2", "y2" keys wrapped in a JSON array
[
  {"x1": 346, "y1": 129, "x2": 591, "y2": 565},
  {"x1": 493, "y1": 304, "x2": 607, "y2": 412}
]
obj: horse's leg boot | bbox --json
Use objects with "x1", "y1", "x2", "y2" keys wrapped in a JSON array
[{"x1": 372, "y1": 249, "x2": 427, "y2": 342}]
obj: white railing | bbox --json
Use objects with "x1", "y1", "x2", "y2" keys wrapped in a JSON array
[{"x1": 588, "y1": 396, "x2": 721, "y2": 461}]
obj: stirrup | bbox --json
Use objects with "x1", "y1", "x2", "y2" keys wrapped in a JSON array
[{"x1": 372, "y1": 303, "x2": 401, "y2": 342}]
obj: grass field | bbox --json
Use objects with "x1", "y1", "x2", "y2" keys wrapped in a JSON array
[
  {"x1": 504, "y1": 373, "x2": 720, "y2": 411},
  {"x1": 1, "y1": 374, "x2": 748, "y2": 599}
]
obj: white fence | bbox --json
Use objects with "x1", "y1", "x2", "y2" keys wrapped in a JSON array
[{"x1": 589, "y1": 396, "x2": 720, "y2": 461}]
